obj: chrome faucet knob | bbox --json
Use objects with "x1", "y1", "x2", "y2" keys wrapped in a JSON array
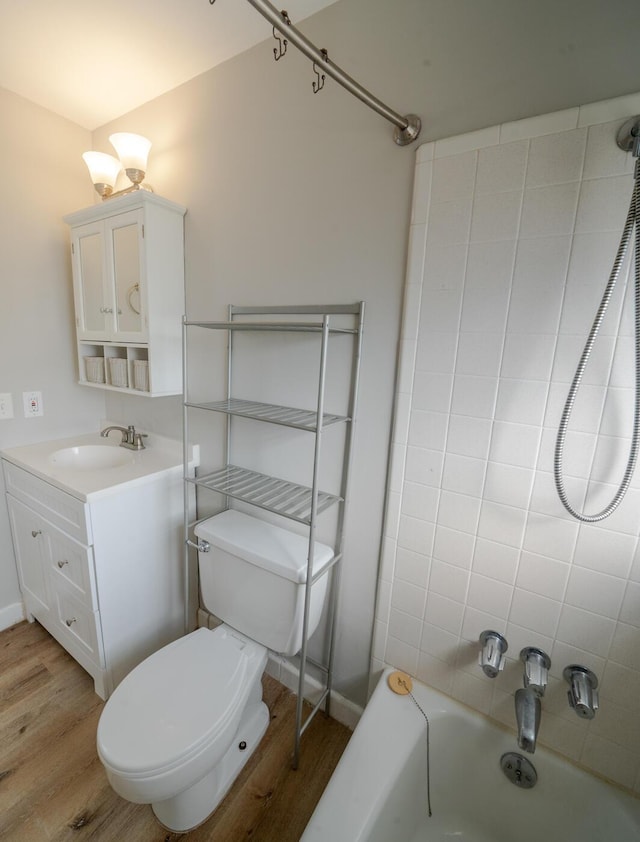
[
  {"x1": 563, "y1": 665, "x2": 599, "y2": 719},
  {"x1": 520, "y1": 647, "x2": 551, "y2": 696},
  {"x1": 478, "y1": 630, "x2": 508, "y2": 678}
]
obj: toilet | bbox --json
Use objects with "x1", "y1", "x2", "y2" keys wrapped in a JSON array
[{"x1": 96, "y1": 509, "x2": 333, "y2": 832}]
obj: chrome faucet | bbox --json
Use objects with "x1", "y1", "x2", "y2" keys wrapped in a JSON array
[
  {"x1": 101, "y1": 424, "x2": 147, "y2": 450},
  {"x1": 515, "y1": 647, "x2": 551, "y2": 754}
]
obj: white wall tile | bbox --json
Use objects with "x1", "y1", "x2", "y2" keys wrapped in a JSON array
[
  {"x1": 523, "y1": 511, "x2": 578, "y2": 561},
  {"x1": 501, "y1": 333, "x2": 556, "y2": 381},
  {"x1": 425, "y1": 591, "x2": 465, "y2": 635},
  {"x1": 555, "y1": 605, "x2": 616, "y2": 658},
  {"x1": 397, "y1": 514, "x2": 436, "y2": 556},
  {"x1": 460, "y1": 605, "x2": 507, "y2": 642},
  {"x1": 577, "y1": 93, "x2": 640, "y2": 128},
  {"x1": 446, "y1": 414, "x2": 493, "y2": 459},
  {"x1": 516, "y1": 551, "x2": 570, "y2": 601},
  {"x1": 420, "y1": 288, "x2": 463, "y2": 332},
  {"x1": 408, "y1": 409, "x2": 448, "y2": 450},
  {"x1": 400, "y1": 481, "x2": 439, "y2": 522},
  {"x1": 411, "y1": 163, "x2": 432, "y2": 225},
  {"x1": 564, "y1": 565, "x2": 626, "y2": 618},
  {"x1": 465, "y1": 239, "x2": 517, "y2": 291},
  {"x1": 484, "y1": 461, "x2": 534, "y2": 509},
  {"x1": 489, "y1": 420, "x2": 541, "y2": 469},
  {"x1": 419, "y1": 623, "x2": 460, "y2": 664},
  {"x1": 423, "y1": 240, "x2": 468, "y2": 291},
  {"x1": 494, "y1": 378, "x2": 548, "y2": 427},
  {"x1": 477, "y1": 500, "x2": 527, "y2": 548},
  {"x1": 456, "y1": 332, "x2": 503, "y2": 377},
  {"x1": 431, "y1": 151, "x2": 477, "y2": 202},
  {"x1": 500, "y1": 108, "x2": 579, "y2": 143},
  {"x1": 619, "y1": 581, "x2": 640, "y2": 628},
  {"x1": 573, "y1": 525, "x2": 636, "y2": 579},
  {"x1": 433, "y1": 525, "x2": 476, "y2": 569},
  {"x1": 470, "y1": 190, "x2": 523, "y2": 243},
  {"x1": 442, "y1": 452, "x2": 487, "y2": 496},
  {"x1": 437, "y1": 490, "x2": 482, "y2": 534},
  {"x1": 404, "y1": 446, "x2": 444, "y2": 488},
  {"x1": 391, "y1": 579, "x2": 427, "y2": 620},
  {"x1": 394, "y1": 547, "x2": 431, "y2": 589},
  {"x1": 467, "y1": 572, "x2": 513, "y2": 619},
  {"x1": 451, "y1": 374, "x2": 498, "y2": 418},
  {"x1": 460, "y1": 287, "x2": 511, "y2": 333},
  {"x1": 583, "y1": 120, "x2": 636, "y2": 180},
  {"x1": 415, "y1": 330, "x2": 458, "y2": 374},
  {"x1": 509, "y1": 588, "x2": 562, "y2": 636},
  {"x1": 427, "y1": 196, "x2": 473, "y2": 244},
  {"x1": 525, "y1": 128, "x2": 587, "y2": 188},
  {"x1": 520, "y1": 182, "x2": 580, "y2": 238},
  {"x1": 434, "y1": 125, "x2": 500, "y2": 158},
  {"x1": 609, "y1": 622, "x2": 640, "y2": 672},
  {"x1": 429, "y1": 558, "x2": 470, "y2": 603},
  {"x1": 412, "y1": 371, "x2": 453, "y2": 413},
  {"x1": 575, "y1": 174, "x2": 635, "y2": 234},
  {"x1": 476, "y1": 140, "x2": 528, "y2": 194},
  {"x1": 472, "y1": 538, "x2": 520, "y2": 584}
]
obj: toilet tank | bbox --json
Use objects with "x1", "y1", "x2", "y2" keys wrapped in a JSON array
[{"x1": 194, "y1": 510, "x2": 334, "y2": 656}]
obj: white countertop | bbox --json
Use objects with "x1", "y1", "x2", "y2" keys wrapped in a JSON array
[{"x1": 1, "y1": 429, "x2": 198, "y2": 502}]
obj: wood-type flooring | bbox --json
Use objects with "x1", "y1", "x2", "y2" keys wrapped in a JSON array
[{"x1": 0, "y1": 620, "x2": 352, "y2": 841}]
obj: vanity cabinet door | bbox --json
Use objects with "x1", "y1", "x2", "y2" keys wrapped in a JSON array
[{"x1": 6, "y1": 496, "x2": 49, "y2": 617}]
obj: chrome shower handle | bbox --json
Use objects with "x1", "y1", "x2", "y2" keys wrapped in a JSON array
[{"x1": 563, "y1": 665, "x2": 599, "y2": 719}]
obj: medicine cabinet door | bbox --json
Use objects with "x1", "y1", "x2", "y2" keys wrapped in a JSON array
[
  {"x1": 72, "y1": 220, "x2": 108, "y2": 340},
  {"x1": 108, "y1": 209, "x2": 147, "y2": 342}
]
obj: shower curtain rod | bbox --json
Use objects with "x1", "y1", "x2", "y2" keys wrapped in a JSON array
[{"x1": 209, "y1": 0, "x2": 422, "y2": 146}]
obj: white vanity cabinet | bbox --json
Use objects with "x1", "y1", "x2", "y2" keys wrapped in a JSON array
[
  {"x1": 64, "y1": 192, "x2": 186, "y2": 396},
  {"x1": 2, "y1": 455, "x2": 186, "y2": 700}
]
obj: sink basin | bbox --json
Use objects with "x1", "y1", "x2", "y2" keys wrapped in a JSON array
[{"x1": 50, "y1": 445, "x2": 134, "y2": 471}]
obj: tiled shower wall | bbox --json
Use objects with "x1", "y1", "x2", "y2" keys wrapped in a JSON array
[{"x1": 373, "y1": 93, "x2": 640, "y2": 793}]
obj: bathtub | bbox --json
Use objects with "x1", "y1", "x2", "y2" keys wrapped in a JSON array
[{"x1": 301, "y1": 667, "x2": 640, "y2": 841}]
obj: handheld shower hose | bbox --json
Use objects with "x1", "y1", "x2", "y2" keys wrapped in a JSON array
[{"x1": 554, "y1": 151, "x2": 640, "y2": 522}]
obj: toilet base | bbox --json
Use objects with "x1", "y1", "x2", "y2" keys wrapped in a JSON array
[{"x1": 152, "y1": 698, "x2": 270, "y2": 832}]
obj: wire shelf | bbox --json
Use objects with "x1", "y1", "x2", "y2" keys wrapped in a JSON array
[
  {"x1": 188, "y1": 464, "x2": 342, "y2": 524},
  {"x1": 185, "y1": 398, "x2": 349, "y2": 431}
]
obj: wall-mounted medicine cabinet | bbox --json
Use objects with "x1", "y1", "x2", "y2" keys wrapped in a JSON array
[{"x1": 64, "y1": 191, "x2": 186, "y2": 397}]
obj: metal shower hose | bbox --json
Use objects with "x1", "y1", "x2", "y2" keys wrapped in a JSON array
[{"x1": 554, "y1": 158, "x2": 640, "y2": 522}]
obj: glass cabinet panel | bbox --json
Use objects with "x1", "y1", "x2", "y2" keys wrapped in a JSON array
[
  {"x1": 112, "y1": 222, "x2": 143, "y2": 336},
  {"x1": 77, "y1": 231, "x2": 104, "y2": 333}
]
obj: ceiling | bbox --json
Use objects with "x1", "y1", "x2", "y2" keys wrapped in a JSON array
[{"x1": 0, "y1": 0, "x2": 338, "y2": 130}]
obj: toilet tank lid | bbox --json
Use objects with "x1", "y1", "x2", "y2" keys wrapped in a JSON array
[{"x1": 195, "y1": 510, "x2": 334, "y2": 584}]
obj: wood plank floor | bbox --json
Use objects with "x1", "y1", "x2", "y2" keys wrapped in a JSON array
[{"x1": 0, "y1": 621, "x2": 352, "y2": 841}]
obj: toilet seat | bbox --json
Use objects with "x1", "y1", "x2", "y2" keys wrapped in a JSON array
[{"x1": 97, "y1": 626, "x2": 266, "y2": 781}]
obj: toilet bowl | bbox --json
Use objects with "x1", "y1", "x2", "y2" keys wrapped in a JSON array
[
  {"x1": 96, "y1": 509, "x2": 333, "y2": 832},
  {"x1": 98, "y1": 625, "x2": 268, "y2": 831}
]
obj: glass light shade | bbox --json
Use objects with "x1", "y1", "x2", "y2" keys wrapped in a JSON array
[
  {"x1": 82, "y1": 151, "x2": 122, "y2": 188},
  {"x1": 109, "y1": 133, "x2": 151, "y2": 172}
]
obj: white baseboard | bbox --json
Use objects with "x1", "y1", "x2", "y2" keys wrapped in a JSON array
[
  {"x1": 266, "y1": 654, "x2": 362, "y2": 731},
  {"x1": 0, "y1": 601, "x2": 25, "y2": 632}
]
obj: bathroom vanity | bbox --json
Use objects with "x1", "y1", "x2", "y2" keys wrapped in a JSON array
[{"x1": 1, "y1": 431, "x2": 196, "y2": 699}]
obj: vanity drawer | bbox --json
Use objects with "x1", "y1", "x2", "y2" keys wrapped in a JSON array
[
  {"x1": 2, "y1": 462, "x2": 91, "y2": 544},
  {"x1": 51, "y1": 583, "x2": 104, "y2": 668},
  {"x1": 47, "y1": 525, "x2": 97, "y2": 611}
]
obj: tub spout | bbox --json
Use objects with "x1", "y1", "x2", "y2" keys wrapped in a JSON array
[{"x1": 515, "y1": 687, "x2": 541, "y2": 754}]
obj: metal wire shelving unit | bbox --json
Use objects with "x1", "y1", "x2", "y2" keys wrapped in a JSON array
[{"x1": 182, "y1": 302, "x2": 364, "y2": 768}]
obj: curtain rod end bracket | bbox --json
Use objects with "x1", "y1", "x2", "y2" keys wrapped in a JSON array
[{"x1": 394, "y1": 114, "x2": 421, "y2": 146}]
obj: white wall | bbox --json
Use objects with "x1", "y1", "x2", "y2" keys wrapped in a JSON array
[
  {"x1": 3, "y1": 0, "x2": 640, "y2": 706},
  {"x1": 0, "y1": 88, "x2": 106, "y2": 630},
  {"x1": 376, "y1": 93, "x2": 640, "y2": 791}
]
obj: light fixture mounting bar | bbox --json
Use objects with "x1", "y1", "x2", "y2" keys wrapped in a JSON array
[{"x1": 210, "y1": 0, "x2": 421, "y2": 145}]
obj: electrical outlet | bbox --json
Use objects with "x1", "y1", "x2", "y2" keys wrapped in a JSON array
[
  {"x1": 23, "y1": 391, "x2": 43, "y2": 417},
  {"x1": 0, "y1": 393, "x2": 13, "y2": 420}
]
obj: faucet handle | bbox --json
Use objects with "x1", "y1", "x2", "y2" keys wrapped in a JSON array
[
  {"x1": 563, "y1": 665, "x2": 599, "y2": 719},
  {"x1": 478, "y1": 630, "x2": 508, "y2": 678},
  {"x1": 520, "y1": 647, "x2": 551, "y2": 696}
]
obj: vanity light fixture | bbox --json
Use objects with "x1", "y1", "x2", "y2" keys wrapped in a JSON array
[{"x1": 82, "y1": 132, "x2": 153, "y2": 200}]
